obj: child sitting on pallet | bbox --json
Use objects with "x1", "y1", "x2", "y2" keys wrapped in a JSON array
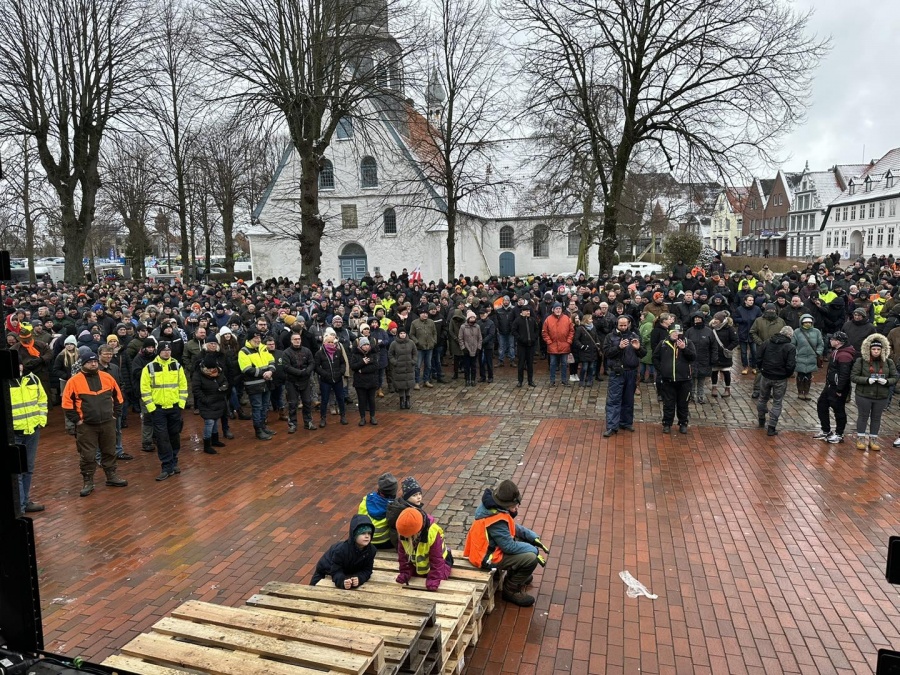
[
  {"x1": 386, "y1": 476, "x2": 427, "y2": 547},
  {"x1": 395, "y1": 507, "x2": 454, "y2": 592},
  {"x1": 310, "y1": 515, "x2": 377, "y2": 589},
  {"x1": 358, "y1": 472, "x2": 397, "y2": 550}
]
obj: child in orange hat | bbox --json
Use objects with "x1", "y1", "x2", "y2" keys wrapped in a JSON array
[{"x1": 395, "y1": 506, "x2": 453, "y2": 591}]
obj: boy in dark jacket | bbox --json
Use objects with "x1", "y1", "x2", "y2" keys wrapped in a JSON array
[
  {"x1": 310, "y1": 515, "x2": 376, "y2": 589},
  {"x1": 815, "y1": 331, "x2": 857, "y2": 444},
  {"x1": 653, "y1": 324, "x2": 696, "y2": 434}
]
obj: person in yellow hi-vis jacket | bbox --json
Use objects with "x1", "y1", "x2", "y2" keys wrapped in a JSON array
[
  {"x1": 10, "y1": 363, "x2": 48, "y2": 514},
  {"x1": 141, "y1": 340, "x2": 188, "y2": 481}
]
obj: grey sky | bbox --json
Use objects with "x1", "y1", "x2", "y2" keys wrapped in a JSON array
[{"x1": 781, "y1": 0, "x2": 900, "y2": 172}]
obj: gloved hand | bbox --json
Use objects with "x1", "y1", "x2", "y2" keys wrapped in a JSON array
[
  {"x1": 536, "y1": 553, "x2": 547, "y2": 567},
  {"x1": 533, "y1": 537, "x2": 550, "y2": 553},
  {"x1": 396, "y1": 573, "x2": 411, "y2": 585},
  {"x1": 878, "y1": 377, "x2": 888, "y2": 385},
  {"x1": 869, "y1": 376, "x2": 878, "y2": 384}
]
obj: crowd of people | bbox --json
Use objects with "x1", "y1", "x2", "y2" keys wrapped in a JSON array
[{"x1": 7, "y1": 252, "x2": 900, "y2": 513}]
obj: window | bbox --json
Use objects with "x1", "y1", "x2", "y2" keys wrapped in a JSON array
[
  {"x1": 869, "y1": 203, "x2": 876, "y2": 219},
  {"x1": 865, "y1": 179, "x2": 873, "y2": 193},
  {"x1": 849, "y1": 183, "x2": 856, "y2": 195},
  {"x1": 319, "y1": 159, "x2": 334, "y2": 190},
  {"x1": 826, "y1": 232, "x2": 832, "y2": 247},
  {"x1": 879, "y1": 201, "x2": 885, "y2": 218},
  {"x1": 877, "y1": 226, "x2": 884, "y2": 247},
  {"x1": 841, "y1": 230, "x2": 847, "y2": 246},
  {"x1": 360, "y1": 156, "x2": 378, "y2": 187},
  {"x1": 383, "y1": 207, "x2": 397, "y2": 235},
  {"x1": 835, "y1": 209, "x2": 840, "y2": 222},
  {"x1": 532, "y1": 225, "x2": 549, "y2": 258},
  {"x1": 499, "y1": 225, "x2": 514, "y2": 249},
  {"x1": 891, "y1": 200, "x2": 897, "y2": 217},
  {"x1": 850, "y1": 205, "x2": 856, "y2": 220},
  {"x1": 843, "y1": 206, "x2": 848, "y2": 220},
  {"x1": 341, "y1": 204, "x2": 358, "y2": 229},
  {"x1": 567, "y1": 228, "x2": 580, "y2": 257},
  {"x1": 888, "y1": 173, "x2": 895, "y2": 188},
  {"x1": 336, "y1": 117, "x2": 353, "y2": 139},
  {"x1": 889, "y1": 227, "x2": 895, "y2": 248},
  {"x1": 867, "y1": 229, "x2": 874, "y2": 247}
]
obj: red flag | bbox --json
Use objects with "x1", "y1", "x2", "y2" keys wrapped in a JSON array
[{"x1": 409, "y1": 265, "x2": 423, "y2": 284}]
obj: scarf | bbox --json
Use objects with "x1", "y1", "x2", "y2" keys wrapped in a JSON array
[
  {"x1": 324, "y1": 342, "x2": 337, "y2": 358},
  {"x1": 20, "y1": 336, "x2": 40, "y2": 358}
]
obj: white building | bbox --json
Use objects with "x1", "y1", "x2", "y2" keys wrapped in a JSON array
[
  {"x1": 709, "y1": 188, "x2": 746, "y2": 253},
  {"x1": 785, "y1": 165, "x2": 850, "y2": 259},
  {"x1": 248, "y1": 106, "x2": 604, "y2": 282},
  {"x1": 821, "y1": 149, "x2": 900, "y2": 259}
]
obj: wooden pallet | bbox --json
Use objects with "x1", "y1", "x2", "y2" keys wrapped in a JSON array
[
  {"x1": 101, "y1": 600, "x2": 386, "y2": 675},
  {"x1": 370, "y1": 553, "x2": 496, "y2": 674},
  {"x1": 250, "y1": 582, "x2": 438, "y2": 675}
]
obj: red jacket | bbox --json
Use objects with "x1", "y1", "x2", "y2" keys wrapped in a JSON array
[{"x1": 542, "y1": 313, "x2": 574, "y2": 354}]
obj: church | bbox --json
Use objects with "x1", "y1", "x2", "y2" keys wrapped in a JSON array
[{"x1": 246, "y1": 11, "x2": 599, "y2": 283}]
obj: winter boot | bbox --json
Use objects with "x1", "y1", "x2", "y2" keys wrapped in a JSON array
[
  {"x1": 104, "y1": 471, "x2": 128, "y2": 487},
  {"x1": 340, "y1": 414, "x2": 348, "y2": 425},
  {"x1": 287, "y1": 423, "x2": 297, "y2": 434},
  {"x1": 80, "y1": 475, "x2": 95, "y2": 497},
  {"x1": 710, "y1": 385, "x2": 718, "y2": 397},
  {"x1": 278, "y1": 409, "x2": 288, "y2": 421},
  {"x1": 370, "y1": 416, "x2": 378, "y2": 426},
  {"x1": 869, "y1": 436, "x2": 881, "y2": 451},
  {"x1": 263, "y1": 417, "x2": 277, "y2": 436},
  {"x1": 359, "y1": 416, "x2": 366, "y2": 426},
  {"x1": 502, "y1": 583, "x2": 536, "y2": 607},
  {"x1": 237, "y1": 406, "x2": 252, "y2": 420},
  {"x1": 211, "y1": 433, "x2": 226, "y2": 448},
  {"x1": 723, "y1": 386, "x2": 731, "y2": 397},
  {"x1": 255, "y1": 426, "x2": 273, "y2": 441},
  {"x1": 856, "y1": 434, "x2": 869, "y2": 451},
  {"x1": 767, "y1": 426, "x2": 778, "y2": 436},
  {"x1": 377, "y1": 388, "x2": 384, "y2": 398},
  {"x1": 203, "y1": 438, "x2": 218, "y2": 454}
]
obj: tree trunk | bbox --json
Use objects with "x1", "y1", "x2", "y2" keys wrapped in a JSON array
[
  {"x1": 597, "y1": 163, "x2": 628, "y2": 274},
  {"x1": 222, "y1": 199, "x2": 235, "y2": 276},
  {"x1": 60, "y1": 201, "x2": 88, "y2": 284},
  {"x1": 22, "y1": 140, "x2": 36, "y2": 284},
  {"x1": 189, "y1": 211, "x2": 197, "y2": 280},
  {"x1": 298, "y1": 153, "x2": 324, "y2": 283},
  {"x1": 446, "y1": 209, "x2": 456, "y2": 280}
]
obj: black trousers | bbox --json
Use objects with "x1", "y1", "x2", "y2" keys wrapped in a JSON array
[
  {"x1": 817, "y1": 387, "x2": 848, "y2": 435},
  {"x1": 356, "y1": 386, "x2": 377, "y2": 419},
  {"x1": 286, "y1": 381, "x2": 313, "y2": 425},
  {"x1": 517, "y1": 343, "x2": 535, "y2": 384},
  {"x1": 660, "y1": 379, "x2": 691, "y2": 426}
]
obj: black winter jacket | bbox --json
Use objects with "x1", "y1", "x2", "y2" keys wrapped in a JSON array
[
  {"x1": 685, "y1": 318, "x2": 718, "y2": 377},
  {"x1": 191, "y1": 368, "x2": 229, "y2": 420},
  {"x1": 602, "y1": 329, "x2": 644, "y2": 370},
  {"x1": 653, "y1": 338, "x2": 696, "y2": 382},
  {"x1": 757, "y1": 334, "x2": 796, "y2": 380},
  {"x1": 573, "y1": 324, "x2": 602, "y2": 363},
  {"x1": 315, "y1": 346, "x2": 347, "y2": 385},
  {"x1": 310, "y1": 514, "x2": 377, "y2": 588},
  {"x1": 350, "y1": 345, "x2": 380, "y2": 389},
  {"x1": 511, "y1": 313, "x2": 540, "y2": 347},
  {"x1": 824, "y1": 344, "x2": 857, "y2": 393},
  {"x1": 283, "y1": 345, "x2": 315, "y2": 388}
]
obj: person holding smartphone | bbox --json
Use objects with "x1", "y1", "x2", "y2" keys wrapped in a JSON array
[
  {"x1": 850, "y1": 334, "x2": 897, "y2": 452},
  {"x1": 652, "y1": 324, "x2": 696, "y2": 434}
]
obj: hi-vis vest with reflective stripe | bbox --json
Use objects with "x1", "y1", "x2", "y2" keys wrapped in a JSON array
[
  {"x1": 140, "y1": 356, "x2": 188, "y2": 412},
  {"x1": 9, "y1": 374, "x2": 47, "y2": 435},
  {"x1": 401, "y1": 522, "x2": 450, "y2": 576},
  {"x1": 358, "y1": 496, "x2": 390, "y2": 545},
  {"x1": 873, "y1": 297, "x2": 887, "y2": 324},
  {"x1": 463, "y1": 512, "x2": 515, "y2": 569}
]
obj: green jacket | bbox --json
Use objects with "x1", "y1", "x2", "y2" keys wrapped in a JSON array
[{"x1": 851, "y1": 334, "x2": 897, "y2": 399}]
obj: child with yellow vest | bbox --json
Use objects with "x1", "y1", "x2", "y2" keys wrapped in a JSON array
[{"x1": 395, "y1": 507, "x2": 453, "y2": 591}]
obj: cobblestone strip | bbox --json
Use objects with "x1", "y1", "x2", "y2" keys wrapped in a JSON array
[{"x1": 430, "y1": 417, "x2": 541, "y2": 548}]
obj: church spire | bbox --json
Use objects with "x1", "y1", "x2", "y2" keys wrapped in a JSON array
[{"x1": 426, "y1": 66, "x2": 446, "y2": 127}]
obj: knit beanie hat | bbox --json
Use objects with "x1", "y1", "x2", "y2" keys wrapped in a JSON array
[
  {"x1": 669, "y1": 324, "x2": 682, "y2": 335},
  {"x1": 64, "y1": 335, "x2": 77, "y2": 346},
  {"x1": 401, "y1": 476, "x2": 422, "y2": 501},
  {"x1": 143, "y1": 337, "x2": 157, "y2": 349},
  {"x1": 780, "y1": 326, "x2": 794, "y2": 338},
  {"x1": 284, "y1": 315, "x2": 296, "y2": 326},
  {"x1": 377, "y1": 472, "x2": 398, "y2": 498},
  {"x1": 352, "y1": 520, "x2": 375, "y2": 539},
  {"x1": 713, "y1": 311, "x2": 729, "y2": 324},
  {"x1": 78, "y1": 346, "x2": 94, "y2": 361},
  {"x1": 202, "y1": 354, "x2": 219, "y2": 369},
  {"x1": 466, "y1": 310, "x2": 476, "y2": 321},
  {"x1": 764, "y1": 303, "x2": 776, "y2": 312},
  {"x1": 396, "y1": 507, "x2": 425, "y2": 538},
  {"x1": 106, "y1": 334, "x2": 119, "y2": 343},
  {"x1": 358, "y1": 336, "x2": 370, "y2": 347},
  {"x1": 493, "y1": 479, "x2": 521, "y2": 509}
]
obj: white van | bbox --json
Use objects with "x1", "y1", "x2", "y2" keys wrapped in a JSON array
[{"x1": 612, "y1": 262, "x2": 664, "y2": 276}]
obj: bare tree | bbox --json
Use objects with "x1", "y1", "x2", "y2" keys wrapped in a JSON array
[
  {"x1": 198, "y1": 117, "x2": 273, "y2": 275},
  {"x1": 399, "y1": 0, "x2": 513, "y2": 278},
  {"x1": 202, "y1": 0, "x2": 415, "y2": 281},
  {"x1": 506, "y1": 0, "x2": 828, "y2": 273},
  {"x1": 0, "y1": 0, "x2": 149, "y2": 282},
  {"x1": 148, "y1": 0, "x2": 206, "y2": 282},
  {"x1": 99, "y1": 135, "x2": 159, "y2": 279}
]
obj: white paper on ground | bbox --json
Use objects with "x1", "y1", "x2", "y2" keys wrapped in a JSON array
[{"x1": 619, "y1": 570, "x2": 658, "y2": 599}]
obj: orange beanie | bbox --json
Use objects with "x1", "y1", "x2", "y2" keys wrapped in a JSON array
[{"x1": 396, "y1": 508, "x2": 425, "y2": 538}]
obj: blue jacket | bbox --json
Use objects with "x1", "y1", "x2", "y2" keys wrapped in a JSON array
[
  {"x1": 475, "y1": 489, "x2": 538, "y2": 557},
  {"x1": 734, "y1": 304, "x2": 762, "y2": 342},
  {"x1": 364, "y1": 492, "x2": 391, "y2": 520}
]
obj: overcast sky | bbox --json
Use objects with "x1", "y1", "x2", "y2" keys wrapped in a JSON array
[{"x1": 781, "y1": 0, "x2": 900, "y2": 172}]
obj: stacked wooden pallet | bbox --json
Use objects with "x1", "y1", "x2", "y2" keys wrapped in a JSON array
[
  {"x1": 101, "y1": 599, "x2": 388, "y2": 675},
  {"x1": 100, "y1": 554, "x2": 497, "y2": 675}
]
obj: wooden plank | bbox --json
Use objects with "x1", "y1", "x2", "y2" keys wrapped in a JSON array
[
  {"x1": 248, "y1": 606, "x2": 420, "y2": 649},
  {"x1": 367, "y1": 571, "x2": 487, "y2": 597},
  {"x1": 172, "y1": 601, "x2": 383, "y2": 658},
  {"x1": 264, "y1": 582, "x2": 436, "y2": 620},
  {"x1": 248, "y1": 594, "x2": 428, "y2": 631},
  {"x1": 152, "y1": 617, "x2": 373, "y2": 675},
  {"x1": 120, "y1": 632, "x2": 326, "y2": 675},
  {"x1": 350, "y1": 583, "x2": 470, "y2": 619},
  {"x1": 101, "y1": 655, "x2": 191, "y2": 675}
]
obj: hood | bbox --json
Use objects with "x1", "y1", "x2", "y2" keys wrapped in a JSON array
[
  {"x1": 348, "y1": 513, "x2": 374, "y2": 540},
  {"x1": 480, "y1": 488, "x2": 507, "y2": 513},
  {"x1": 365, "y1": 491, "x2": 391, "y2": 519},
  {"x1": 799, "y1": 313, "x2": 814, "y2": 325},
  {"x1": 769, "y1": 333, "x2": 791, "y2": 345},
  {"x1": 861, "y1": 333, "x2": 891, "y2": 361}
]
